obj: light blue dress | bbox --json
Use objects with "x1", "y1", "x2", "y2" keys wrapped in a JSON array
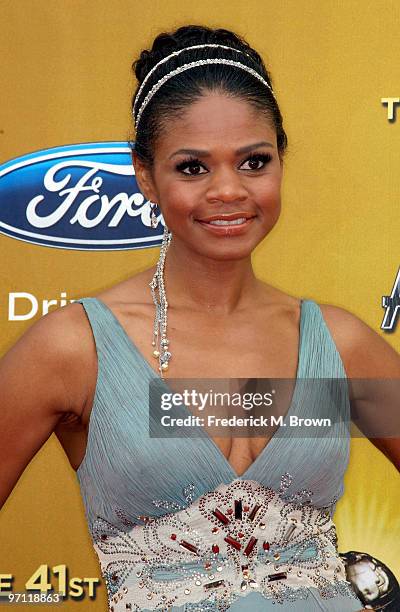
[{"x1": 75, "y1": 297, "x2": 364, "y2": 611}]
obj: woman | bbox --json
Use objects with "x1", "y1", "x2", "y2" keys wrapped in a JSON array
[{"x1": 1, "y1": 24, "x2": 399, "y2": 612}]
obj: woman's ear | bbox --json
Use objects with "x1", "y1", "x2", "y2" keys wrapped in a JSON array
[{"x1": 131, "y1": 150, "x2": 158, "y2": 203}]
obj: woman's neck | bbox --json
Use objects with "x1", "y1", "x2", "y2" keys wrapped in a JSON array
[{"x1": 163, "y1": 240, "x2": 262, "y2": 315}]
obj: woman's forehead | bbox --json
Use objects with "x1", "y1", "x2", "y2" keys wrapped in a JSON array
[
  {"x1": 156, "y1": 94, "x2": 276, "y2": 150},
  {"x1": 174, "y1": 91, "x2": 265, "y2": 122}
]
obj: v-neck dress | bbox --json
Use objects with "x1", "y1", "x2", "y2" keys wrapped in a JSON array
[{"x1": 75, "y1": 297, "x2": 363, "y2": 611}]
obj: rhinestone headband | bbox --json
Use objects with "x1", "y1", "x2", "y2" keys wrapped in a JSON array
[
  {"x1": 133, "y1": 44, "x2": 255, "y2": 119},
  {"x1": 134, "y1": 57, "x2": 276, "y2": 129}
]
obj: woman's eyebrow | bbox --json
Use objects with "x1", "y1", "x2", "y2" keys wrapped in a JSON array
[{"x1": 169, "y1": 141, "x2": 274, "y2": 159}]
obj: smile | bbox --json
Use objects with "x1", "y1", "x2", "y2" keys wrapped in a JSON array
[
  {"x1": 208, "y1": 217, "x2": 247, "y2": 226},
  {"x1": 196, "y1": 216, "x2": 255, "y2": 235}
]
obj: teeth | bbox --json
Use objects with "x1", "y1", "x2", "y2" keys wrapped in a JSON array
[{"x1": 208, "y1": 218, "x2": 247, "y2": 226}]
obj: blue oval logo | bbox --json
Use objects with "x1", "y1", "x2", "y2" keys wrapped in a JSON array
[{"x1": 0, "y1": 142, "x2": 164, "y2": 250}]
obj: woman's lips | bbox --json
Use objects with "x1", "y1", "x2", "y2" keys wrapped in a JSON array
[{"x1": 196, "y1": 216, "x2": 256, "y2": 236}]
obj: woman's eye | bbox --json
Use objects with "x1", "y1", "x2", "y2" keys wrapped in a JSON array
[
  {"x1": 176, "y1": 158, "x2": 207, "y2": 175},
  {"x1": 175, "y1": 153, "x2": 272, "y2": 176},
  {"x1": 240, "y1": 153, "x2": 272, "y2": 170}
]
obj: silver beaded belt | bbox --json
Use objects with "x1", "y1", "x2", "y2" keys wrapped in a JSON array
[{"x1": 90, "y1": 480, "x2": 358, "y2": 611}]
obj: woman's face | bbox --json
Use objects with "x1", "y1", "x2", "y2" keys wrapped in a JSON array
[{"x1": 133, "y1": 92, "x2": 283, "y2": 261}]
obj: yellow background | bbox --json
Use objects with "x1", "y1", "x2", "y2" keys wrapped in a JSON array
[{"x1": 0, "y1": 1, "x2": 399, "y2": 609}]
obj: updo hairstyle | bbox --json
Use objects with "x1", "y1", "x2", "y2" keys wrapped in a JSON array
[{"x1": 131, "y1": 24, "x2": 287, "y2": 165}]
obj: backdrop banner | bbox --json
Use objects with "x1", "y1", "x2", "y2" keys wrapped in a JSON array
[{"x1": 1, "y1": 2, "x2": 399, "y2": 611}]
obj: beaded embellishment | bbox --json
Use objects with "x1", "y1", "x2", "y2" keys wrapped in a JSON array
[{"x1": 89, "y1": 479, "x2": 358, "y2": 611}]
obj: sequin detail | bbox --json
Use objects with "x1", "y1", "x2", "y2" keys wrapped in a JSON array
[{"x1": 89, "y1": 480, "x2": 358, "y2": 610}]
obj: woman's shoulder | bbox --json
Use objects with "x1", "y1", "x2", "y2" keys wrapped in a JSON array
[
  {"x1": 14, "y1": 295, "x2": 92, "y2": 369},
  {"x1": 30, "y1": 299, "x2": 99, "y2": 417},
  {"x1": 89, "y1": 266, "x2": 156, "y2": 311},
  {"x1": 0, "y1": 297, "x2": 94, "y2": 424},
  {"x1": 257, "y1": 283, "x2": 399, "y2": 378},
  {"x1": 34, "y1": 271, "x2": 152, "y2": 419},
  {"x1": 314, "y1": 302, "x2": 400, "y2": 378}
]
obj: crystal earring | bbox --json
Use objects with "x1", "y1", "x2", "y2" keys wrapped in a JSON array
[
  {"x1": 149, "y1": 201, "x2": 159, "y2": 229},
  {"x1": 149, "y1": 224, "x2": 173, "y2": 378}
]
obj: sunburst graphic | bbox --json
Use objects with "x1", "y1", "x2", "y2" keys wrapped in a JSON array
[{"x1": 334, "y1": 439, "x2": 399, "y2": 580}]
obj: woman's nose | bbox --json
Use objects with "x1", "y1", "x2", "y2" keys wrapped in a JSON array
[{"x1": 205, "y1": 165, "x2": 248, "y2": 203}]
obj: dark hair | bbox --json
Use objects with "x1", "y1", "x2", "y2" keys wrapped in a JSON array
[{"x1": 131, "y1": 25, "x2": 288, "y2": 165}]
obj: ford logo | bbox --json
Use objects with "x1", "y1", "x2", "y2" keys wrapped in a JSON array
[{"x1": 0, "y1": 142, "x2": 164, "y2": 250}]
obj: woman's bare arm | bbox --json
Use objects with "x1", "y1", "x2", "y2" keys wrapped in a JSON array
[
  {"x1": 321, "y1": 304, "x2": 400, "y2": 471},
  {"x1": 0, "y1": 304, "x2": 88, "y2": 508}
]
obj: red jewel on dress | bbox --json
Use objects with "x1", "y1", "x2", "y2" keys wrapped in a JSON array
[
  {"x1": 179, "y1": 540, "x2": 199, "y2": 554},
  {"x1": 224, "y1": 535, "x2": 242, "y2": 550},
  {"x1": 268, "y1": 572, "x2": 287, "y2": 582},
  {"x1": 213, "y1": 508, "x2": 230, "y2": 524},
  {"x1": 244, "y1": 536, "x2": 258, "y2": 557},
  {"x1": 248, "y1": 504, "x2": 261, "y2": 521},
  {"x1": 212, "y1": 544, "x2": 219, "y2": 553},
  {"x1": 263, "y1": 541, "x2": 270, "y2": 550},
  {"x1": 170, "y1": 533, "x2": 177, "y2": 540}
]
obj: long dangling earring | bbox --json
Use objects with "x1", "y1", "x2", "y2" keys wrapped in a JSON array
[
  {"x1": 149, "y1": 201, "x2": 159, "y2": 229},
  {"x1": 149, "y1": 224, "x2": 172, "y2": 378}
]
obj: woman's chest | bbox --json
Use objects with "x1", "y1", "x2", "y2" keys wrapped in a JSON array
[{"x1": 118, "y1": 304, "x2": 302, "y2": 380}]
